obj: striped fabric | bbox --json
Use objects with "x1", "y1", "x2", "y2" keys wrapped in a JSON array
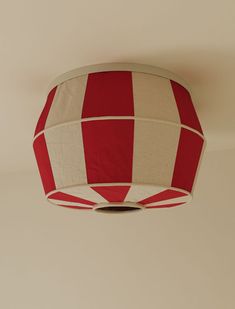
[{"x1": 33, "y1": 69, "x2": 205, "y2": 210}]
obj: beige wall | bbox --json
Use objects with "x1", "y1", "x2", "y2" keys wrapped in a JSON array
[
  {"x1": 0, "y1": 148, "x2": 234, "y2": 309},
  {"x1": 1, "y1": 0, "x2": 235, "y2": 307}
]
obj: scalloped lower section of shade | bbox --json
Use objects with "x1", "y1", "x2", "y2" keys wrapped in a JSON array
[{"x1": 46, "y1": 184, "x2": 191, "y2": 211}]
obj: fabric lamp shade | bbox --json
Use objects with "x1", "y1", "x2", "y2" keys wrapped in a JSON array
[{"x1": 33, "y1": 63, "x2": 205, "y2": 212}]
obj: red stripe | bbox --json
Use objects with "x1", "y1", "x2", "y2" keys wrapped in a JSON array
[
  {"x1": 48, "y1": 191, "x2": 96, "y2": 205},
  {"x1": 33, "y1": 134, "x2": 56, "y2": 194},
  {"x1": 171, "y1": 128, "x2": 204, "y2": 192},
  {"x1": 58, "y1": 205, "x2": 92, "y2": 210},
  {"x1": 82, "y1": 120, "x2": 134, "y2": 183},
  {"x1": 171, "y1": 81, "x2": 203, "y2": 134},
  {"x1": 139, "y1": 189, "x2": 186, "y2": 205},
  {"x1": 147, "y1": 202, "x2": 185, "y2": 208},
  {"x1": 82, "y1": 72, "x2": 134, "y2": 118},
  {"x1": 92, "y1": 186, "x2": 130, "y2": 202},
  {"x1": 34, "y1": 87, "x2": 57, "y2": 136}
]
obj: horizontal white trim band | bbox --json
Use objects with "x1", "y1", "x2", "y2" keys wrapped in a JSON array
[
  {"x1": 145, "y1": 196, "x2": 190, "y2": 207},
  {"x1": 48, "y1": 199, "x2": 93, "y2": 208},
  {"x1": 49, "y1": 63, "x2": 191, "y2": 92},
  {"x1": 33, "y1": 116, "x2": 205, "y2": 141},
  {"x1": 46, "y1": 183, "x2": 192, "y2": 199}
]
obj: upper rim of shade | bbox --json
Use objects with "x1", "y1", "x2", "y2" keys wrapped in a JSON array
[{"x1": 48, "y1": 62, "x2": 191, "y2": 92}]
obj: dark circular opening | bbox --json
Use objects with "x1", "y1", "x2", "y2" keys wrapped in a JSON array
[{"x1": 95, "y1": 206, "x2": 141, "y2": 213}]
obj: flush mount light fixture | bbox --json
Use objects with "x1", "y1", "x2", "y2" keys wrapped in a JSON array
[{"x1": 33, "y1": 63, "x2": 205, "y2": 213}]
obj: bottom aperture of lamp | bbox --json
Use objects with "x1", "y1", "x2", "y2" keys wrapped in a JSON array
[{"x1": 94, "y1": 202, "x2": 144, "y2": 213}]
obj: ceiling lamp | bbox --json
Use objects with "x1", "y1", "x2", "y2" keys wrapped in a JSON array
[{"x1": 33, "y1": 63, "x2": 205, "y2": 213}]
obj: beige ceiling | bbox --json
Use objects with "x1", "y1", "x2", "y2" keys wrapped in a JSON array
[{"x1": 0, "y1": 0, "x2": 235, "y2": 308}]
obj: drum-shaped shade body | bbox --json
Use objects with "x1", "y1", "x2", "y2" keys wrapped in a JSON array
[{"x1": 33, "y1": 63, "x2": 205, "y2": 212}]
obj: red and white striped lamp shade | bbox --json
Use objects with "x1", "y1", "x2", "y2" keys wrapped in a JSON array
[{"x1": 33, "y1": 63, "x2": 205, "y2": 213}]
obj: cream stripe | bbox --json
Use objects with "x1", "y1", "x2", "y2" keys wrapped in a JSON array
[
  {"x1": 132, "y1": 72, "x2": 181, "y2": 123},
  {"x1": 45, "y1": 123, "x2": 87, "y2": 188},
  {"x1": 45, "y1": 75, "x2": 88, "y2": 129},
  {"x1": 61, "y1": 186, "x2": 108, "y2": 203},
  {"x1": 125, "y1": 184, "x2": 165, "y2": 203},
  {"x1": 132, "y1": 121, "x2": 181, "y2": 187}
]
